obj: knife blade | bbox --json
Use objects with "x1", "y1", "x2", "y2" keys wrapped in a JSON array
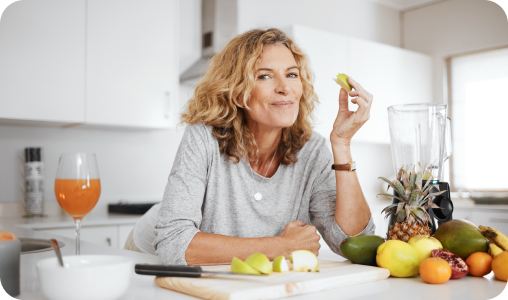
[{"x1": 135, "y1": 264, "x2": 263, "y2": 278}]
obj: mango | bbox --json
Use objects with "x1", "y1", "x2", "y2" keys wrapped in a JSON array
[{"x1": 433, "y1": 220, "x2": 488, "y2": 260}]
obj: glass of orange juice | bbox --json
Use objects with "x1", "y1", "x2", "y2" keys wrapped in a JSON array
[{"x1": 55, "y1": 153, "x2": 101, "y2": 255}]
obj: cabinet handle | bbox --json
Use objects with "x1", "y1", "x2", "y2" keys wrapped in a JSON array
[
  {"x1": 106, "y1": 238, "x2": 112, "y2": 247},
  {"x1": 489, "y1": 218, "x2": 508, "y2": 223}
]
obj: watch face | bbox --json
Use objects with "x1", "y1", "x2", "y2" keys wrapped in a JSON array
[{"x1": 351, "y1": 162, "x2": 357, "y2": 171}]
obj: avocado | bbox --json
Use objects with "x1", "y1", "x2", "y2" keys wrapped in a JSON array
[{"x1": 340, "y1": 234, "x2": 385, "y2": 266}]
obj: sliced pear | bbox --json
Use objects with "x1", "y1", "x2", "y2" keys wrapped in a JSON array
[
  {"x1": 292, "y1": 250, "x2": 319, "y2": 272},
  {"x1": 245, "y1": 253, "x2": 272, "y2": 275},
  {"x1": 272, "y1": 256, "x2": 289, "y2": 273},
  {"x1": 332, "y1": 73, "x2": 352, "y2": 92},
  {"x1": 231, "y1": 257, "x2": 262, "y2": 275},
  {"x1": 289, "y1": 255, "x2": 293, "y2": 263}
]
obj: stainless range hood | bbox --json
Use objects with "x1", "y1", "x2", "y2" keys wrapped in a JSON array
[{"x1": 180, "y1": 0, "x2": 238, "y2": 84}]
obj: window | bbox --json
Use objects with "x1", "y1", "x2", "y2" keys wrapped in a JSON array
[{"x1": 449, "y1": 47, "x2": 508, "y2": 191}]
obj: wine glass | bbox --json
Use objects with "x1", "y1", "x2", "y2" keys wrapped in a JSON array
[{"x1": 54, "y1": 153, "x2": 101, "y2": 255}]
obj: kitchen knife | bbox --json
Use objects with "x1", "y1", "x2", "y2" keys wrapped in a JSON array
[{"x1": 135, "y1": 264, "x2": 263, "y2": 278}]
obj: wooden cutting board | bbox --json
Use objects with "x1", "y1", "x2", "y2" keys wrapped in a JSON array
[{"x1": 154, "y1": 260, "x2": 390, "y2": 300}]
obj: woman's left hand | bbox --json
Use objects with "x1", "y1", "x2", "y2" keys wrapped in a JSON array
[{"x1": 330, "y1": 77, "x2": 373, "y2": 147}]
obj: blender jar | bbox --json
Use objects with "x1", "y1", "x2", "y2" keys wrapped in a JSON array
[{"x1": 387, "y1": 103, "x2": 452, "y2": 183}]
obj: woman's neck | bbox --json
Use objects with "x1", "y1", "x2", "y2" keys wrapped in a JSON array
[{"x1": 245, "y1": 117, "x2": 281, "y2": 176}]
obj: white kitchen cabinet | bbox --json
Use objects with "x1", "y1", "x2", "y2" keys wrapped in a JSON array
[
  {"x1": 291, "y1": 25, "x2": 433, "y2": 144},
  {"x1": 474, "y1": 210, "x2": 508, "y2": 236},
  {"x1": 85, "y1": 0, "x2": 178, "y2": 128},
  {"x1": 39, "y1": 225, "x2": 119, "y2": 247},
  {"x1": 0, "y1": 0, "x2": 85, "y2": 124},
  {"x1": 38, "y1": 223, "x2": 135, "y2": 248},
  {"x1": 0, "y1": 0, "x2": 178, "y2": 128},
  {"x1": 118, "y1": 224, "x2": 135, "y2": 249}
]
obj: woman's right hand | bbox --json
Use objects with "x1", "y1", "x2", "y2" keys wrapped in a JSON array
[{"x1": 278, "y1": 220, "x2": 321, "y2": 256}]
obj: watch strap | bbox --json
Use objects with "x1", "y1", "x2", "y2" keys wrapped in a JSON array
[{"x1": 331, "y1": 161, "x2": 356, "y2": 171}]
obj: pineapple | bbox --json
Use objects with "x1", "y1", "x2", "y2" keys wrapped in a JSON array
[{"x1": 377, "y1": 164, "x2": 447, "y2": 242}]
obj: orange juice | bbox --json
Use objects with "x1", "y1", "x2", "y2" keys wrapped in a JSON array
[{"x1": 54, "y1": 179, "x2": 101, "y2": 221}]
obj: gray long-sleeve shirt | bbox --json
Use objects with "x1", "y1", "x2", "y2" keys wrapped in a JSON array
[{"x1": 153, "y1": 122, "x2": 375, "y2": 265}]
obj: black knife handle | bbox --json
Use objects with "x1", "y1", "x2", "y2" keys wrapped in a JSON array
[{"x1": 135, "y1": 264, "x2": 203, "y2": 278}]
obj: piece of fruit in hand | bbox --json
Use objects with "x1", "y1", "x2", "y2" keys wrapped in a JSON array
[
  {"x1": 272, "y1": 256, "x2": 289, "y2": 273},
  {"x1": 292, "y1": 250, "x2": 319, "y2": 272},
  {"x1": 332, "y1": 73, "x2": 352, "y2": 92}
]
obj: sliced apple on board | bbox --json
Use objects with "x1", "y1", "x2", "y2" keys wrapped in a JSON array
[
  {"x1": 231, "y1": 257, "x2": 262, "y2": 275},
  {"x1": 292, "y1": 250, "x2": 319, "y2": 272},
  {"x1": 332, "y1": 73, "x2": 353, "y2": 93},
  {"x1": 272, "y1": 256, "x2": 289, "y2": 273},
  {"x1": 244, "y1": 253, "x2": 273, "y2": 274}
]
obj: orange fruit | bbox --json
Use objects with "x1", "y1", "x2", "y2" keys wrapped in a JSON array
[
  {"x1": 492, "y1": 251, "x2": 508, "y2": 281},
  {"x1": 466, "y1": 252, "x2": 493, "y2": 277},
  {"x1": 419, "y1": 257, "x2": 452, "y2": 284}
]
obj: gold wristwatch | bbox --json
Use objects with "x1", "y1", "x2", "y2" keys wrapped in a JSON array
[{"x1": 331, "y1": 161, "x2": 356, "y2": 172}]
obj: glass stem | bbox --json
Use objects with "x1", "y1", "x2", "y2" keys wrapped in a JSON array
[{"x1": 75, "y1": 219, "x2": 81, "y2": 255}]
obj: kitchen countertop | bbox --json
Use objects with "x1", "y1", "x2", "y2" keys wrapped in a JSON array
[{"x1": 1, "y1": 211, "x2": 507, "y2": 300}]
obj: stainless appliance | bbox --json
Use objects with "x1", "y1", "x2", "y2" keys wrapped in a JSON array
[{"x1": 387, "y1": 103, "x2": 453, "y2": 234}]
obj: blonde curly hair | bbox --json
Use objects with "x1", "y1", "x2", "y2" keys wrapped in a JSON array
[{"x1": 181, "y1": 28, "x2": 318, "y2": 165}]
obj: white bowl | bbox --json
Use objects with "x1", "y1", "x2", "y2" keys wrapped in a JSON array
[{"x1": 37, "y1": 255, "x2": 134, "y2": 300}]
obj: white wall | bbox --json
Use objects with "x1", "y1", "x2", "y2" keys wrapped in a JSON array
[
  {"x1": 402, "y1": 0, "x2": 508, "y2": 104},
  {"x1": 0, "y1": 124, "x2": 186, "y2": 203},
  {"x1": 238, "y1": 0, "x2": 401, "y2": 47}
]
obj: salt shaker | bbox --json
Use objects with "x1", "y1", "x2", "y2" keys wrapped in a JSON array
[{"x1": 0, "y1": 232, "x2": 21, "y2": 297}]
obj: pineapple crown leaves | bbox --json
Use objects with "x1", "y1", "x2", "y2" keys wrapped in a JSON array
[{"x1": 377, "y1": 164, "x2": 447, "y2": 226}]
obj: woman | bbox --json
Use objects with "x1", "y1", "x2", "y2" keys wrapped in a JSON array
[{"x1": 139, "y1": 28, "x2": 374, "y2": 265}]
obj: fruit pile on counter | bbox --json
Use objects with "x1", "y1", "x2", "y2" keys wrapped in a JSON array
[
  {"x1": 340, "y1": 221, "x2": 507, "y2": 284},
  {"x1": 339, "y1": 165, "x2": 508, "y2": 284}
]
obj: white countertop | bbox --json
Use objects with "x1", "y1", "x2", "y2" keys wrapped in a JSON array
[{"x1": 1, "y1": 209, "x2": 507, "y2": 300}]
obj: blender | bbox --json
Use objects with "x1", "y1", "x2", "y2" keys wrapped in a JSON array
[{"x1": 387, "y1": 103, "x2": 453, "y2": 234}]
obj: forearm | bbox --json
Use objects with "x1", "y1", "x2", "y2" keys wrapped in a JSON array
[
  {"x1": 185, "y1": 232, "x2": 288, "y2": 265},
  {"x1": 331, "y1": 143, "x2": 371, "y2": 236}
]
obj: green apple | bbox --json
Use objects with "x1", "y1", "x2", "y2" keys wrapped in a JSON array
[
  {"x1": 231, "y1": 257, "x2": 261, "y2": 275},
  {"x1": 292, "y1": 250, "x2": 319, "y2": 272},
  {"x1": 407, "y1": 235, "x2": 443, "y2": 266},
  {"x1": 332, "y1": 73, "x2": 352, "y2": 92},
  {"x1": 272, "y1": 256, "x2": 289, "y2": 272},
  {"x1": 245, "y1": 253, "x2": 273, "y2": 275}
]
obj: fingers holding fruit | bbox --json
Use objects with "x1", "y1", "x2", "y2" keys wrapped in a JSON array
[
  {"x1": 331, "y1": 73, "x2": 373, "y2": 144},
  {"x1": 348, "y1": 79, "x2": 373, "y2": 103}
]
